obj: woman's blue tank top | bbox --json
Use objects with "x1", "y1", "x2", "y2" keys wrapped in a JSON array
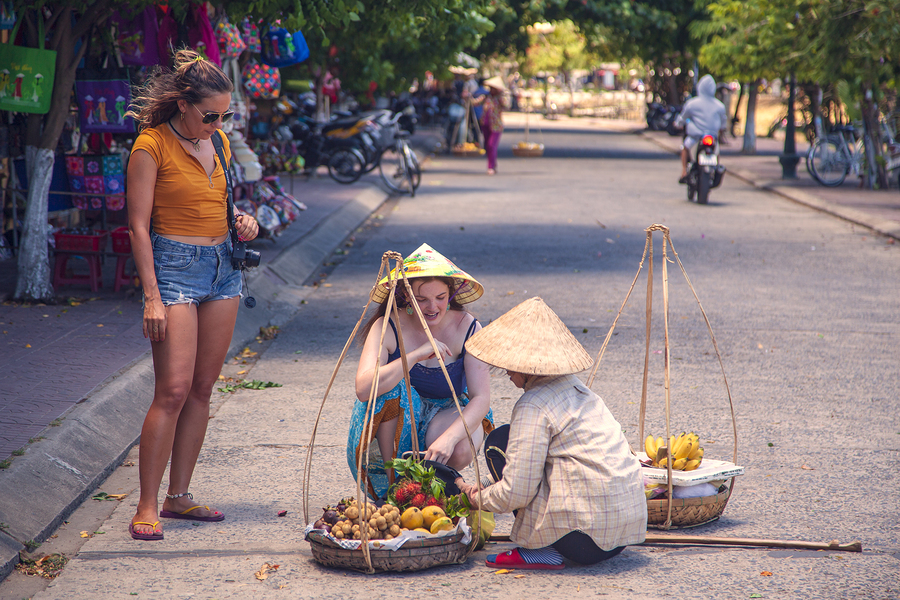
[{"x1": 386, "y1": 317, "x2": 478, "y2": 399}]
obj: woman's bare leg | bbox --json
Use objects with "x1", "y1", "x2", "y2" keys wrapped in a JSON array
[
  {"x1": 163, "y1": 297, "x2": 239, "y2": 516},
  {"x1": 132, "y1": 302, "x2": 199, "y2": 535},
  {"x1": 425, "y1": 408, "x2": 485, "y2": 471}
]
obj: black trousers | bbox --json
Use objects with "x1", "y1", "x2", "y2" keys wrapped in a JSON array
[{"x1": 484, "y1": 425, "x2": 625, "y2": 565}]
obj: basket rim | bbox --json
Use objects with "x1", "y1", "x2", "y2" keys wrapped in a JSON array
[{"x1": 307, "y1": 528, "x2": 467, "y2": 552}]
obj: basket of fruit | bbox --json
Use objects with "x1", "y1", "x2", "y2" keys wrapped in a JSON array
[
  {"x1": 512, "y1": 141, "x2": 544, "y2": 157},
  {"x1": 305, "y1": 459, "x2": 487, "y2": 573},
  {"x1": 512, "y1": 105, "x2": 544, "y2": 157},
  {"x1": 306, "y1": 492, "x2": 472, "y2": 573},
  {"x1": 302, "y1": 251, "x2": 490, "y2": 573},
  {"x1": 451, "y1": 142, "x2": 484, "y2": 157},
  {"x1": 586, "y1": 224, "x2": 741, "y2": 530}
]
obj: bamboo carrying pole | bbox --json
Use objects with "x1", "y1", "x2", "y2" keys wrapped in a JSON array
[{"x1": 487, "y1": 534, "x2": 862, "y2": 553}]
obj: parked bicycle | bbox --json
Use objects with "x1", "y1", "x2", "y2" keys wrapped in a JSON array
[{"x1": 806, "y1": 122, "x2": 864, "y2": 187}]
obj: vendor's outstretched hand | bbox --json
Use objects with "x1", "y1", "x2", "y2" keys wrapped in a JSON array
[{"x1": 455, "y1": 477, "x2": 482, "y2": 508}]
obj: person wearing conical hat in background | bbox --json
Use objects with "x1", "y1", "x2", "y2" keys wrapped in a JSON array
[
  {"x1": 472, "y1": 75, "x2": 506, "y2": 175},
  {"x1": 347, "y1": 244, "x2": 494, "y2": 500},
  {"x1": 456, "y1": 297, "x2": 646, "y2": 570}
]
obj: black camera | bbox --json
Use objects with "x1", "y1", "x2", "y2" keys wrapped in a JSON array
[{"x1": 231, "y1": 241, "x2": 261, "y2": 270}]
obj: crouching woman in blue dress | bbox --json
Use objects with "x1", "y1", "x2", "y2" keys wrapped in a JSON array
[{"x1": 347, "y1": 244, "x2": 493, "y2": 499}]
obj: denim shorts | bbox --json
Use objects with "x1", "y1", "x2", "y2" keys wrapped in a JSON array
[{"x1": 151, "y1": 232, "x2": 242, "y2": 306}]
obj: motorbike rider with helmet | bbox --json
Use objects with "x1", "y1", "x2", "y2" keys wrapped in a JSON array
[{"x1": 674, "y1": 74, "x2": 728, "y2": 183}]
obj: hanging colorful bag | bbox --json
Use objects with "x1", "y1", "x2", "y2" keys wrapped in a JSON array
[
  {"x1": 215, "y1": 17, "x2": 246, "y2": 59},
  {"x1": 0, "y1": 16, "x2": 56, "y2": 114},
  {"x1": 0, "y1": 2, "x2": 16, "y2": 30},
  {"x1": 242, "y1": 60, "x2": 280, "y2": 99},
  {"x1": 187, "y1": 2, "x2": 221, "y2": 66},
  {"x1": 260, "y1": 27, "x2": 309, "y2": 68},
  {"x1": 75, "y1": 69, "x2": 134, "y2": 134},
  {"x1": 65, "y1": 154, "x2": 126, "y2": 211},
  {"x1": 113, "y1": 7, "x2": 161, "y2": 67},
  {"x1": 241, "y1": 19, "x2": 261, "y2": 54}
]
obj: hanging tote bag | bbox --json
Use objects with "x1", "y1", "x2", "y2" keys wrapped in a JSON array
[
  {"x1": 0, "y1": 16, "x2": 57, "y2": 114},
  {"x1": 260, "y1": 27, "x2": 309, "y2": 68},
  {"x1": 215, "y1": 17, "x2": 246, "y2": 60},
  {"x1": 113, "y1": 6, "x2": 161, "y2": 67},
  {"x1": 242, "y1": 60, "x2": 280, "y2": 99},
  {"x1": 75, "y1": 67, "x2": 134, "y2": 134}
]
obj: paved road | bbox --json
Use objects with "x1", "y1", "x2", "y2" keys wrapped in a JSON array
[{"x1": 6, "y1": 125, "x2": 899, "y2": 599}]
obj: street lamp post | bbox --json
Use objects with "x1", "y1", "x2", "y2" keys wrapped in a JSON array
[{"x1": 779, "y1": 73, "x2": 800, "y2": 179}]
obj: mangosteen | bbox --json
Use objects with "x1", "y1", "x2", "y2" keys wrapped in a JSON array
[
  {"x1": 323, "y1": 524, "x2": 332, "y2": 533},
  {"x1": 323, "y1": 509, "x2": 338, "y2": 525},
  {"x1": 314, "y1": 518, "x2": 325, "y2": 529}
]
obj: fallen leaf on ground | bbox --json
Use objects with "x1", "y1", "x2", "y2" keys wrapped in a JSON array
[
  {"x1": 79, "y1": 531, "x2": 92, "y2": 538},
  {"x1": 494, "y1": 569, "x2": 514, "y2": 574},
  {"x1": 237, "y1": 370, "x2": 247, "y2": 375},
  {"x1": 97, "y1": 324, "x2": 103, "y2": 327},
  {"x1": 760, "y1": 571, "x2": 772, "y2": 576},
  {"x1": 801, "y1": 465, "x2": 814, "y2": 470},
  {"x1": 514, "y1": 574, "x2": 526, "y2": 579},
  {"x1": 255, "y1": 563, "x2": 279, "y2": 580},
  {"x1": 278, "y1": 510, "x2": 288, "y2": 517}
]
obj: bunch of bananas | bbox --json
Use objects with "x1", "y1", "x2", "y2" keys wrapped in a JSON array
[{"x1": 644, "y1": 432, "x2": 704, "y2": 471}]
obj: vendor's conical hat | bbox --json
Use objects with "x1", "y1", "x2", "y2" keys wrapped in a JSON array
[
  {"x1": 483, "y1": 76, "x2": 507, "y2": 91},
  {"x1": 370, "y1": 244, "x2": 484, "y2": 305},
  {"x1": 465, "y1": 297, "x2": 593, "y2": 375}
]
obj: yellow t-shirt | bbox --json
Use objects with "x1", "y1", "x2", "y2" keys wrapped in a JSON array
[{"x1": 131, "y1": 125, "x2": 231, "y2": 237}]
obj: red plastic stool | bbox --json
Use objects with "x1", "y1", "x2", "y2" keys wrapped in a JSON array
[
  {"x1": 113, "y1": 254, "x2": 139, "y2": 291},
  {"x1": 53, "y1": 252, "x2": 103, "y2": 292}
]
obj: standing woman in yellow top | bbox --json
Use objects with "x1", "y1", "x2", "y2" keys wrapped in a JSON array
[{"x1": 125, "y1": 49, "x2": 258, "y2": 541}]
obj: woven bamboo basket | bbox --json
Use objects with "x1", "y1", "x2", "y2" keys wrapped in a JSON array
[
  {"x1": 302, "y1": 251, "x2": 485, "y2": 573},
  {"x1": 512, "y1": 144, "x2": 544, "y2": 157},
  {"x1": 587, "y1": 224, "x2": 739, "y2": 530},
  {"x1": 308, "y1": 530, "x2": 469, "y2": 573},
  {"x1": 451, "y1": 147, "x2": 484, "y2": 157},
  {"x1": 646, "y1": 484, "x2": 731, "y2": 529}
]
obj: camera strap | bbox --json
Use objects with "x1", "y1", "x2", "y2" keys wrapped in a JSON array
[{"x1": 210, "y1": 131, "x2": 241, "y2": 253}]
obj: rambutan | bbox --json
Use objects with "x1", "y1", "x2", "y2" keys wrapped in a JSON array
[
  {"x1": 424, "y1": 496, "x2": 444, "y2": 509},
  {"x1": 393, "y1": 480, "x2": 422, "y2": 506},
  {"x1": 410, "y1": 493, "x2": 427, "y2": 508}
]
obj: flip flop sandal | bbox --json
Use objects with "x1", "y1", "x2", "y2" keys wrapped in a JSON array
[
  {"x1": 485, "y1": 548, "x2": 564, "y2": 570},
  {"x1": 129, "y1": 521, "x2": 164, "y2": 541},
  {"x1": 159, "y1": 505, "x2": 225, "y2": 522}
]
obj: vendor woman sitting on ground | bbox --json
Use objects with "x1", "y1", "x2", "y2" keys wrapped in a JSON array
[
  {"x1": 456, "y1": 297, "x2": 646, "y2": 569},
  {"x1": 347, "y1": 244, "x2": 493, "y2": 499}
]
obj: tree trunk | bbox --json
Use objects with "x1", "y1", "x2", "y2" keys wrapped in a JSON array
[
  {"x1": 859, "y1": 82, "x2": 888, "y2": 189},
  {"x1": 730, "y1": 83, "x2": 744, "y2": 137},
  {"x1": 14, "y1": 5, "x2": 105, "y2": 301},
  {"x1": 742, "y1": 80, "x2": 759, "y2": 154},
  {"x1": 14, "y1": 147, "x2": 55, "y2": 301}
]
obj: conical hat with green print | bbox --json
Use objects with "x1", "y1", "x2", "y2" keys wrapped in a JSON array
[{"x1": 371, "y1": 243, "x2": 484, "y2": 305}]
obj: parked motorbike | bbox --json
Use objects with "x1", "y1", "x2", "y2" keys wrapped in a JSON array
[
  {"x1": 646, "y1": 102, "x2": 682, "y2": 133},
  {"x1": 289, "y1": 115, "x2": 371, "y2": 184},
  {"x1": 686, "y1": 133, "x2": 726, "y2": 204}
]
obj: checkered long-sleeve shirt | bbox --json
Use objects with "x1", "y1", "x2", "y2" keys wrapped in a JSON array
[{"x1": 480, "y1": 375, "x2": 647, "y2": 550}]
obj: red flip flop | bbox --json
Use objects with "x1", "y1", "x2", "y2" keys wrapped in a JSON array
[
  {"x1": 485, "y1": 548, "x2": 564, "y2": 570},
  {"x1": 159, "y1": 505, "x2": 225, "y2": 522},
  {"x1": 130, "y1": 521, "x2": 163, "y2": 541}
]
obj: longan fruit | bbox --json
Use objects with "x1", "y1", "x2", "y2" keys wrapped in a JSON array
[
  {"x1": 384, "y1": 533, "x2": 394, "y2": 541},
  {"x1": 332, "y1": 529, "x2": 344, "y2": 539},
  {"x1": 389, "y1": 524, "x2": 400, "y2": 536},
  {"x1": 376, "y1": 516, "x2": 387, "y2": 529}
]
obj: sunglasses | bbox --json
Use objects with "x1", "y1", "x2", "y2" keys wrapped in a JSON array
[{"x1": 192, "y1": 103, "x2": 235, "y2": 124}]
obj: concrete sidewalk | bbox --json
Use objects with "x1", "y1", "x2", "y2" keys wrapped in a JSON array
[
  {"x1": 638, "y1": 128, "x2": 900, "y2": 240},
  {"x1": 0, "y1": 171, "x2": 391, "y2": 580}
]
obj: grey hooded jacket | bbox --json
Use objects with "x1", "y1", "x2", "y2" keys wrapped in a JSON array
[{"x1": 675, "y1": 75, "x2": 728, "y2": 139}]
